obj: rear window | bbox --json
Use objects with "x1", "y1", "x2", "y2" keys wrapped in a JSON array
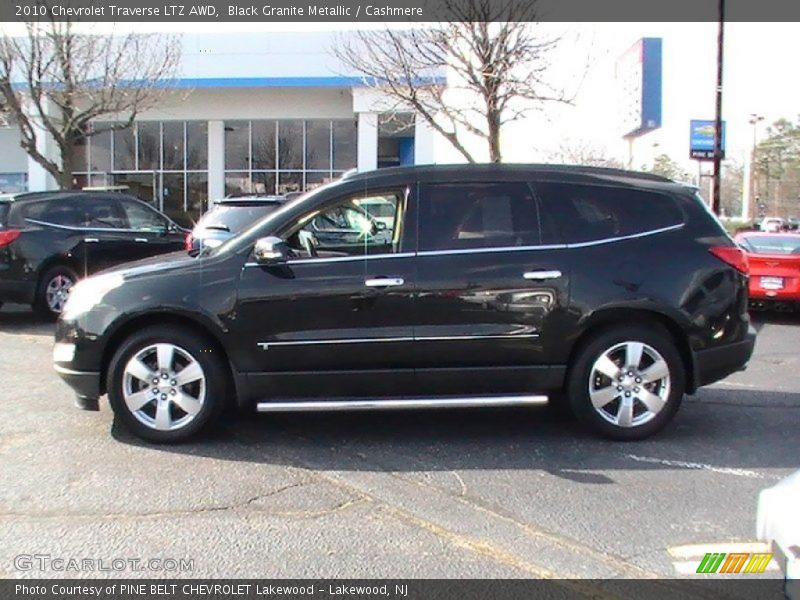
[
  {"x1": 535, "y1": 183, "x2": 684, "y2": 244},
  {"x1": 197, "y1": 203, "x2": 281, "y2": 234},
  {"x1": 739, "y1": 235, "x2": 800, "y2": 255}
]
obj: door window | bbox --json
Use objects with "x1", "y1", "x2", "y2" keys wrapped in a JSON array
[
  {"x1": 121, "y1": 199, "x2": 168, "y2": 232},
  {"x1": 79, "y1": 197, "x2": 127, "y2": 229},
  {"x1": 282, "y1": 191, "x2": 405, "y2": 258},
  {"x1": 534, "y1": 183, "x2": 684, "y2": 244},
  {"x1": 418, "y1": 182, "x2": 540, "y2": 251},
  {"x1": 17, "y1": 200, "x2": 83, "y2": 227}
]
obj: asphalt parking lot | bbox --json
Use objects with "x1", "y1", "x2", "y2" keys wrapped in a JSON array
[{"x1": 0, "y1": 303, "x2": 798, "y2": 584}]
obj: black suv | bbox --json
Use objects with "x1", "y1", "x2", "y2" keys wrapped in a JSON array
[
  {"x1": 53, "y1": 165, "x2": 756, "y2": 442},
  {"x1": 187, "y1": 196, "x2": 287, "y2": 252},
  {"x1": 0, "y1": 191, "x2": 186, "y2": 317}
]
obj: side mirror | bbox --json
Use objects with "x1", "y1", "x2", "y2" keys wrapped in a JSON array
[{"x1": 254, "y1": 236, "x2": 290, "y2": 265}]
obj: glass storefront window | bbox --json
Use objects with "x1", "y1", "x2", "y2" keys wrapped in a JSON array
[
  {"x1": 305, "y1": 120, "x2": 330, "y2": 171},
  {"x1": 113, "y1": 127, "x2": 136, "y2": 171},
  {"x1": 90, "y1": 125, "x2": 111, "y2": 172},
  {"x1": 252, "y1": 172, "x2": 276, "y2": 195},
  {"x1": 277, "y1": 121, "x2": 303, "y2": 170},
  {"x1": 137, "y1": 122, "x2": 160, "y2": 171},
  {"x1": 225, "y1": 121, "x2": 249, "y2": 170},
  {"x1": 186, "y1": 122, "x2": 208, "y2": 170},
  {"x1": 332, "y1": 120, "x2": 357, "y2": 171},
  {"x1": 162, "y1": 122, "x2": 185, "y2": 171},
  {"x1": 225, "y1": 172, "x2": 251, "y2": 197},
  {"x1": 186, "y1": 172, "x2": 208, "y2": 224},
  {"x1": 252, "y1": 121, "x2": 276, "y2": 170},
  {"x1": 278, "y1": 172, "x2": 303, "y2": 195},
  {"x1": 162, "y1": 173, "x2": 186, "y2": 224}
]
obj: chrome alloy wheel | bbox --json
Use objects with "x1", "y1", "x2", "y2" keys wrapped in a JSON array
[
  {"x1": 122, "y1": 343, "x2": 206, "y2": 432},
  {"x1": 588, "y1": 341, "x2": 671, "y2": 428},
  {"x1": 45, "y1": 274, "x2": 74, "y2": 313}
]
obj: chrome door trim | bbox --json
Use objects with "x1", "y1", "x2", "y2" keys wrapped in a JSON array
[
  {"x1": 256, "y1": 332, "x2": 540, "y2": 350},
  {"x1": 257, "y1": 395, "x2": 549, "y2": 412}
]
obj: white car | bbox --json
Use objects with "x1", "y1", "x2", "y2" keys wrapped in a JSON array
[
  {"x1": 761, "y1": 217, "x2": 785, "y2": 233},
  {"x1": 758, "y1": 470, "x2": 800, "y2": 598}
]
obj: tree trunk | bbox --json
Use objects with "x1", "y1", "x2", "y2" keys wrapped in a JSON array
[
  {"x1": 487, "y1": 109, "x2": 502, "y2": 163},
  {"x1": 59, "y1": 142, "x2": 74, "y2": 190}
]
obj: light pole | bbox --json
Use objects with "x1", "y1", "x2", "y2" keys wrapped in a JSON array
[
  {"x1": 711, "y1": 0, "x2": 725, "y2": 215},
  {"x1": 743, "y1": 113, "x2": 765, "y2": 221}
]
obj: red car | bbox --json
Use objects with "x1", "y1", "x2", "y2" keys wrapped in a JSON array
[{"x1": 736, "y1": 232, "x2": 800, "y2": 310}]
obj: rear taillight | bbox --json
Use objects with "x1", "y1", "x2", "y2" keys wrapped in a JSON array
[
  {"x1": 184, "y1": 232, "x2": 193, "y2": 251},
  {"x1": 0, "y1": 229, "x2": 21, "y2": 248},
  {"x1": 709, "y1": 245, "x2": 749, "y2": 274}
]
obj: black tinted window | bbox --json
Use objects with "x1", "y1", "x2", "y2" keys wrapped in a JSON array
[
  {"x1": 121, "y1": 200, "x2": 167, "y2": 232},
  {"x1": 17, "y1": 199, "x2": 82, "y2": 227},
  {"x1": 535, "y1": 183, "x2": 683, "y2": 244},
  {"x1": 418, "y1": 182, "x2": 539, "y2": 251},
  {"x1": 80, "y1": 197, "x2": 127, "y2": 229},
  {"x1": 198, "y1": 203, "x2": 281, "y2": 234}
]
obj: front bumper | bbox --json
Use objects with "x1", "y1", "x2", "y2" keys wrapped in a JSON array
[
  {"x1": 692, "y1": 324, "x2": 757, "y2": 389},
  {"x1": 53, "y1": 364, "x2": 101, "y2": 410}
]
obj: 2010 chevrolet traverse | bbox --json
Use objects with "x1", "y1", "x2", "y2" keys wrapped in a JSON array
[{"x1": 53, "y1": 165, "x2": 756, "y2": 442}]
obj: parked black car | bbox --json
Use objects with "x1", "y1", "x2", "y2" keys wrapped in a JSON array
[
  {"x1": 0, "y1": 191, "x2": 186, "y2": 317},
  {"x1": 187, "y1": 196, "x2": 287, "y2": 252},
  {"x1": 54, "y1": 164, "x2": 756, "y2": 442}
]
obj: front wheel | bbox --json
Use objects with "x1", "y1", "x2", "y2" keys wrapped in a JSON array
[
  {"x1": 567, "y1": 325, "x2": 685, "y2": 440},
  {"x1": 107, "y1": 326, "x2": 229, "y2": 443}
]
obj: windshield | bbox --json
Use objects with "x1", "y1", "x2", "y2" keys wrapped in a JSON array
[
  {"x1": 196, "y1": 203, "x2": 281, "y2": 234},
  {"x1": 740, "y1": 234, "x2": 800, "y2": 255}
]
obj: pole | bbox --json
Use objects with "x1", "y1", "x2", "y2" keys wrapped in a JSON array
[{"x1": 712, "y1": 0, "x2": 725, "y2": 214}]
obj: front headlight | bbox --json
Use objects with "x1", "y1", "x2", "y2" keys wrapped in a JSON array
[{"x1": 61, "y1": 273, "x2": 125, "y2": 320}]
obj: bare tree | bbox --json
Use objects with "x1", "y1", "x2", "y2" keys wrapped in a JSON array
[
  {"x1": 0, "y1": 8, "x2": 180, "y2": 189},
  {"x1": 335, "y1": 0, "x2": 575, "y2": 163},
  {"x1": 548, "y1": 138, "x2": 625, "y2": 169}
]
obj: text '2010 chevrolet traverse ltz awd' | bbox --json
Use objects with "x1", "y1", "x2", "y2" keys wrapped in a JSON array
[{"x1": 53, "y1": 165, "x2": 756, "y2": 443}]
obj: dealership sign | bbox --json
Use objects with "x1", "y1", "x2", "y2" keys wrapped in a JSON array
[
  {"x1": 690, "y1": 120, "x2": 726, "y2": 160},
  {"x1": 616, "y1": 38, "x2": 662, "y2": 139}
]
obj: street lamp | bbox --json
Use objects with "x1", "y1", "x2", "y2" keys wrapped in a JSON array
[{"x1": 742, "y1": 113, "x2": 765, "y2": 221}]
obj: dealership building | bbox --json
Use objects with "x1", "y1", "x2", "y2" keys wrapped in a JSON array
[{"x1": 0, "y1": 32, "x2": 440, "y2": 224}]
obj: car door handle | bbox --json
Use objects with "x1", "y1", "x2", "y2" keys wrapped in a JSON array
[
  {"x1": 365, "y1": 277, "x2": 404, "y2": 288},
  {"x1": 135, "y1": 238, "x2": 148, "y2": 243},
  {"x1": 523, "y1": 270, "x2": 562, "y2": 281},
  {"x1": 83, "y1": 238, "x2": 99, "y2": 243}
]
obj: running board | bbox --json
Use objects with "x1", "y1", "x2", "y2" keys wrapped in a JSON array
[{"x1": 256, "y1": 395, "x2": 549, "y2": 413}]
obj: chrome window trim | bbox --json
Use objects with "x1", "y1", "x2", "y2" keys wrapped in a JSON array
[
  {"x1": 25, "y1": 218, "x2": 162, "y2": 234},
  {"x1": 257, "y1": 333, "x2": 540, "y2": 349},
  {"x1": 243, "y1": 223, "x2": 684, "y2": 267},
  {"x1": 245, "y1": 251, "x2": 415, "y2": 268},
  {"x1": 564, "y1": 223, "x2": 684, "y2": 249}
]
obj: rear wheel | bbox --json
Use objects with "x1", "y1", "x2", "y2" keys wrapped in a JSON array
[
  {"x1": 34, "y1": 265, "x2": 77, "y2": 319},
  {"x1": 107, "y1": 326, "x2": 228, "y2": 443},
  {"x1": 567, "y1": 325, "x2": 685, "y2": 440}
]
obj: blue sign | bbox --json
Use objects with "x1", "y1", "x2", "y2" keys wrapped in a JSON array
[
  {"x1": 690, "y1": 120, "x2": 726, "y2": 160},
  {"x1": 617, "y1": 38, "x2": 663, "y2": 138}
]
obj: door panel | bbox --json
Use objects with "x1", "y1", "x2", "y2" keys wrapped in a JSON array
[
  {"x1": 235, "y1": 256, "x2": 415, "y2": 374},
  {"x1": 231, "y1": 187, "x2": 416, "y2": 391},
  {"x1": 413, "y1": 248, "x2": 570, "y2": 368},
  {"x1": 412, "y1": 181, "x2": 571, "y2": 387}
]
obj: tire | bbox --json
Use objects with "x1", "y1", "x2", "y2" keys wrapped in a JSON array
[
  {"x1": 34, "y1": 265, "x2": 78, "y2": 319},
  {"x1": 107, "y1": 326, "x2": 229, "y2": 443},
  {"x1": 567, "y1": 324, "x2": 685, "y2": 441}
]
